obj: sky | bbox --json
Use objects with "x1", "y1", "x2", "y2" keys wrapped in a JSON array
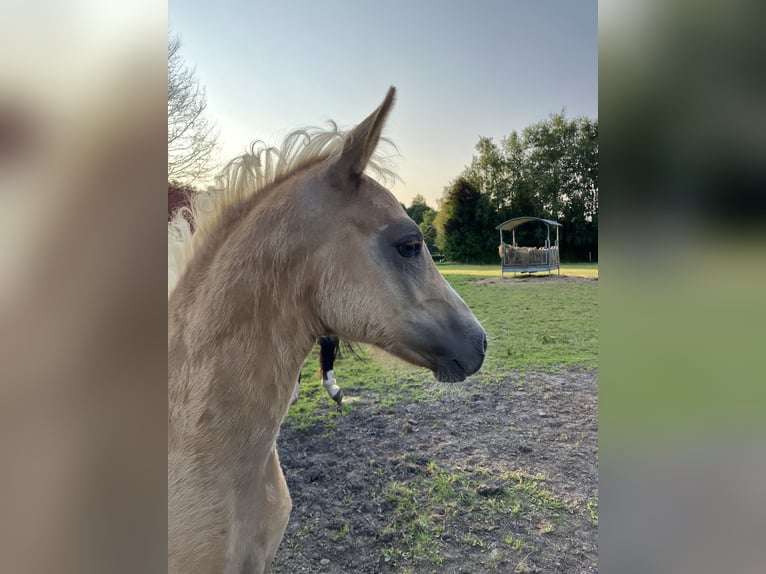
[{"x1": 169, "y1": 0, "x2": 597, "y2": 206}]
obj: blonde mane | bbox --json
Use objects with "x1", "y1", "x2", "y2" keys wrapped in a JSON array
[{"x1": 168, "y1": 122, "x2": 398, "y2": 295}]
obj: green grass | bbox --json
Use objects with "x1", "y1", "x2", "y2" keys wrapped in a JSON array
[
  {"x1": 377, "y1": 461, "x2": 573, "y2": 567},
  {"x1": 335, "y1": 522, "x2": 350, "y2": 541},
  {"x1": 285, "y1": 266, "x2": 598, "y2": 430},
  {"x1": 448, "y1": 274, "x2": 598, "y2": 374},
  {"x1": 586, "y1": 498, "x2": 599, "y2": 527}
]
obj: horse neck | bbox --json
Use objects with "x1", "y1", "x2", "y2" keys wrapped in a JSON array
[{"x1": 168, "y1": 206, "x2": 319, "y2": 424}]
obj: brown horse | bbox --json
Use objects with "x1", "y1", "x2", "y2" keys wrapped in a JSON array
[{"x1": 168, "y1": 87, "x2": 486, "y2": 574}]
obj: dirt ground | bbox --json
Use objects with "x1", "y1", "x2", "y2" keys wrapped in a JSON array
[{"x1": 273, "y1": 369, "x2": 598, "y2": 573}]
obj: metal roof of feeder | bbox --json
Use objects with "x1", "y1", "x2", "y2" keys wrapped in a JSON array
[{"x1": 495, "y1": 217, "x2": 562, "y2": 231}]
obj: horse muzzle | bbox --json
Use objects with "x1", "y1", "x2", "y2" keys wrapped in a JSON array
[{"x1": 431, "y1": 329, "x2": 487, "y2": 382}]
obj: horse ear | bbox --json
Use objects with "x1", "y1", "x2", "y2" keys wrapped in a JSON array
[{"x1": 332, "y1": 86, "x2": 396, "y2": 186}]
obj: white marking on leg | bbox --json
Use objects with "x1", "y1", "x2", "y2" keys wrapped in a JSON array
[{"x1": 322, "y1": 370, "x2": 341, "y2": 399}]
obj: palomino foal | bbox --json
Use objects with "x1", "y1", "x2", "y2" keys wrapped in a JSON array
[{"x1": 168, "y1": 87, "x2": 486, "y2": 574}]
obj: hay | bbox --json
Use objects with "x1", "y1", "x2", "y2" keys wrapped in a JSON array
[{"x1": 500, "y1": 245, "x2": 559, "y2": 267}]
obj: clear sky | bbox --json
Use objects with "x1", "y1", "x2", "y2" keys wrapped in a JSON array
[{"x1": 169, "y1": 0, "x2": 597, "y2": 206}]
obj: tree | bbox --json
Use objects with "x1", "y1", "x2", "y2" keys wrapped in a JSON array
[
  {"x1": 436, "y1": 178, "x2": 497, "y2": 263},
  {"x1": 455, "y1": 113, "x2": 598, "y2": 261},
  {"x1": 501, "y1": 131, "x2": 542, "y2": 221},
  {"x1": 419, "y1": 208, "x2": 438, "y2": 246},
  {"x1": 519, "y1": 114, "x2": 598, "y2": 259},
  {"x1": 405, "y1": 194, "x2": 432, "y2": 225},
  {"x1": 463, "y1": 137, "x2": 510, "y2": 213},
  {"x1": 168, "y1": 35, "x2": 219, "y2": 185}
]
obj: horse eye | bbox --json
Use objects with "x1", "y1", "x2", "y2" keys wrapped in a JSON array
[{"x1": 397, "y1": 240, "x2": 421, "y2": 258}]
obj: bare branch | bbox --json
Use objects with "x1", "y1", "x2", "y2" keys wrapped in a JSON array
[{"x1": 168, "y1": 34, "x2": 219, "y2": 185}]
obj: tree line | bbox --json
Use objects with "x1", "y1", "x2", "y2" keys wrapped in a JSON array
[{"x1": 407, "y1": 113, "x2": 598, "y2": 263}]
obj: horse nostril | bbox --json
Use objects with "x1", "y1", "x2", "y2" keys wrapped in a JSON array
[{"x1": 482, "y1": 333, "x2": 488, "y2": 354}]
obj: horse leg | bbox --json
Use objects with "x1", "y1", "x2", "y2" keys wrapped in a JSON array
[
  {"x1": 241, "y1": 447, "x2": 292, "y2": 574},
  {"x1": 319, "y1": 337, "x2": 343, "y2": 404},
  {"x1": 322, "y1": 370, "x2": 342, "y2": 405}
]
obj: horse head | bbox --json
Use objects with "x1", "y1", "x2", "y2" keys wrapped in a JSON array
[{"x1": 302, "y1": 87, "x2": 487, "y2": 382}]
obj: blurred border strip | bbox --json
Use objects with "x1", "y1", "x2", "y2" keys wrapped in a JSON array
[
  {"x1": 601, "y1": 0, "x2": 766, "y2": 572},
  {"x1": 0, "y1": 2, "x2": 167, "y2": 574}
]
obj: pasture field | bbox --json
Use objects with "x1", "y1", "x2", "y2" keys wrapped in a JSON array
[{"x1": 276, "y1": 268, "x2": 598, "y2": 573}]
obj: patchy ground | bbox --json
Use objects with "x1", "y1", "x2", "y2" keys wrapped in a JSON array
[{"x1": 274, "y1": 369, "x2": 598, "y2": 574}]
